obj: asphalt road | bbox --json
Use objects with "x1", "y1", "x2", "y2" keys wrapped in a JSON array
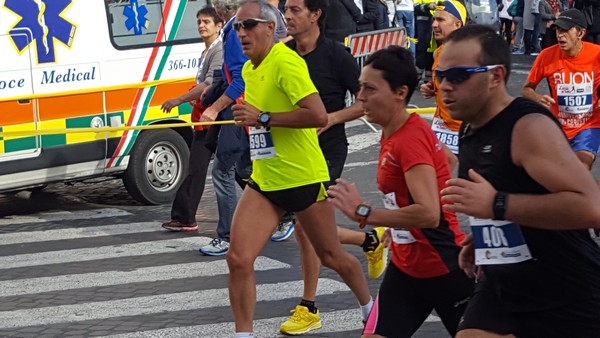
[{"x1": 1, "y1": 54, "x2": 597, "y2": 338}]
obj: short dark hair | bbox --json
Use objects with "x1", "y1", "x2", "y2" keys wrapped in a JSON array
[
  {"x1": 364, "y1": 46, "x2": 419, "y2": 102},
  {"x1": 303, "y1": 0, "x2": 329, "y2": 28},
  {"x1": 445, "y1": 25, "x2": 512, "y2": 82},
  {"x1": 197, "y1": 6, "x2": 224, "y2": 26}
]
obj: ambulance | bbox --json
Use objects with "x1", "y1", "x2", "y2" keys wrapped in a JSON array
[{"x1": 0, "y1": 0, "x2": 209, "y2": 204}]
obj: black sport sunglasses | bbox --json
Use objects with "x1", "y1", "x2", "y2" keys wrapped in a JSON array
[
  {"x1": 233, "y1": 18, "x2": 270, "y2": 31},
  {"x1": 434, "y1": 65, "x2": 502, "y2": 84}
]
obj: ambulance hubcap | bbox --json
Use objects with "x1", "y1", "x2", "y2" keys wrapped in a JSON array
[{"x1": 145, "y1": 142, "x2": 181, "y2": 190}]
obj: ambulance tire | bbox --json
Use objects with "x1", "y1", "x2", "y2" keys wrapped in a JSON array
[{"x1": 122, "y1": 129, "x2": 190, "y2": 205}]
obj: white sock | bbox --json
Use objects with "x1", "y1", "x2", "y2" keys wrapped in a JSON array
[
  {"x1": 360, "y1": 297, "x2": 374, "y2": 321},
  {"x1": 234, "y1": 333, "x2": 253, "y2": 338}
]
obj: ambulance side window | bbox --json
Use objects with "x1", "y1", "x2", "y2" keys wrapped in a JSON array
[
  {"x1": 174, "y1": 1, "x2": 208, "y2": 41},
  {"x1": 105, "y1": 0, "x2": 208, "y2": 49}
]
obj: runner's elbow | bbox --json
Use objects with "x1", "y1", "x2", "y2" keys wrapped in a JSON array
[
  {"x1": 314, "y1": 110, "x2": 328, "y2": 128},
  {"x1": 418, "y1": 209, "x2": 440, "y2": 228}
]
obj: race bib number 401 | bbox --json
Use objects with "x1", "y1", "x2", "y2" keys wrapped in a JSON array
[{"x1": 469, "y1": 217, "x2": 532, "y2": 265}]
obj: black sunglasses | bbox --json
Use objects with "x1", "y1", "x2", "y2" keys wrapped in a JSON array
[
  {"x1": 233, "y1": 18, "x2": 270, "y2": 31},
  {"x1": 434, "y1": 65, "x2": 502, "y2": 84}
]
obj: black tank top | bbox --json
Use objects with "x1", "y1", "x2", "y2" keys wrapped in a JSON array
[{"x1": 459, "y1": 97, "x2": 600, "y2": 314}]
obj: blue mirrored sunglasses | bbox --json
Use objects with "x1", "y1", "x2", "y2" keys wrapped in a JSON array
[
  {"x1": 434, "y1": 65, "x2": 503, "y2": 84},
  {"x1": 233, "y1": 18, "x2": 269, "y2": 31}
]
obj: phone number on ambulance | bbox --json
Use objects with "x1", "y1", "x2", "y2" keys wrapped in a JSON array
[{"x1": 167, "y1": 58, "x2": 201, "y2": 71}]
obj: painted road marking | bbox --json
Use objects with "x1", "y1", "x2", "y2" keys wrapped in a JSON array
[
  {"x1": 347, "y1": 132, "x2": 380, "y2": 153},
  {"x1": 105, "y1": 310, "x2": 441, "y2": 337},
  {"x1": 0, "y1": 208, "x2": 131, "y2": 226},
  {"x1": 0, "y1": 279, "x2": 349, "y2": 329},
  {"x1": 0, "y1": 222, "x2": 160, "y2": 245},
  {"x1": 0, "y1": 257, "x2": 290, "y2": 297},
  {"x1": 0, "y1": 237, "x2": 208, "y2": 269}
]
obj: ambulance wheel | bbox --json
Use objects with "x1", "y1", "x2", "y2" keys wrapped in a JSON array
[{"x1": 122, "y1": 129, "x2": 190, "y2": 205}]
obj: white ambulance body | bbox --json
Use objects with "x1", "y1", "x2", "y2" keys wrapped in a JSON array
[{"x1": 0, "y1": 0, "x2": 209, "y2": 204}]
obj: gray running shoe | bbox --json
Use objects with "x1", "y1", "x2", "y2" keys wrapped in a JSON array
[
  {"x1": 271, "y1": 219, "x2": 295, "y2": 242},
  {"x1": 199, "y1": 238, "x2": 229, "y2": 256}
]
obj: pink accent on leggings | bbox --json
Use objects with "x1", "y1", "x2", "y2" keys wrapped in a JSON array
[{"x1": 363, "y1": 294, "x2": 380, "y2": 334}]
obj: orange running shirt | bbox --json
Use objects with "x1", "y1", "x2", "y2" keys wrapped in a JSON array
[
  {"x1": 528, "y1": 42, "x2": 600, "y2": 139},
  {"x1": 432, "y1": 44, "x2": 462, "y2": 132}
]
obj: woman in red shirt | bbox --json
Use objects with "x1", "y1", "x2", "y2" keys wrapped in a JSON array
[{"x1": 327, "y1": 45, "x2": 473, "y2": 338}]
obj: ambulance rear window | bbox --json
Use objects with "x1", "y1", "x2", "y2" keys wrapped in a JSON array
[{"x1": 105, "y1": 0, "x2": 208, "y2": 49}]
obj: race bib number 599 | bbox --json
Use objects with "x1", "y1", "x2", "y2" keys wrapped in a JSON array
[{"x1": 249, "y1": 127, "x2": 276, "y2": 160}]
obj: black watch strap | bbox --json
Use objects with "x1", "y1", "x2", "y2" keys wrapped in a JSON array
[{"x1": 492, "y1": 191, "x2": 508, "y2": 220}]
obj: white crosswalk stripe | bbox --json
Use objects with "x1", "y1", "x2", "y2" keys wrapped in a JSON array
[
  {"x1": 0, "y1": 208, "x2": 131, "y2": 226},
  {"x1": 0, "y1": 221, "x2": 159, "y2": 245},
  {"x1": 105, "y1": 311, "x2": 442, "y2": 338},
  {"x1": 0, "y1": 211, "x2": 366, "y2": 336},
  {"x1": 0, "y1": 129, "x2": 447, "y2": 337},
  {"x1": 0, "y1": 258, "x2": 290, "y2": 297},
  {"x1": 0, "y1": 279, "x2": 350, "y2": 329},
  {"x1": 1, "y1": 237, "x2": 210, "y2": 269}
]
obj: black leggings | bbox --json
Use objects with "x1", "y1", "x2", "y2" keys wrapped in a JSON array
[
  {"x1": 365, "y1": 264, "x2": 474, "y2": 337},
  {"x1": 500, "y1": 18, "x2": 512, "y2": 44}
]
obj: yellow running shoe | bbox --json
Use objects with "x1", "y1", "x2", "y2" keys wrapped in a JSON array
[
  {"x1": 364, "y1": 227, "x2": 389, "y2": 279},
  {"x1": 279, "y1": 305, "x2": 322, "y2": 335}
]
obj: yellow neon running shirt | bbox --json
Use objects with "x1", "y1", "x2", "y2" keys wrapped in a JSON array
[{"x1": 242, "y1": 42, "x2": 330, "y2": 191}]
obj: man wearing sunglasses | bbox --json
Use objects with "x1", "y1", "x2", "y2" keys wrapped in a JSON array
[
  {"x1": 522, "y1": 8, "x2": 600, "y2": 170},
  {"x1": 439, "y1": 25, "x2": 600, "y2": 337},
  {"x1": 420, "y1": 0, "x2": 466, "y2": 164},
  {"x1": 226, "y1": 1, "x2": 373, "y2": 337}
]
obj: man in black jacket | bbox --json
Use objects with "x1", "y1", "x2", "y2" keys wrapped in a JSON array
[
  {"x1": 357, "y1": 0, "x2": 390, "y2": 32},
  {"x1": 323, "y1": 0, "x2": 362, "y2": 42},
  {"x1": 575, "y1": 0, "x2": 600, "y2": 43}
]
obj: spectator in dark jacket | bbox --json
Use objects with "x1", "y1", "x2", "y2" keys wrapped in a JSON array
[
  {"x1": 324, "y1": 0, "x2": 363, "y2": 41},
  {"x1": 357, "y1": 0, "x2": 386, "y2": 31},
  {"x1": 512, "y1": 0, "x2": 526, "y2": 53},
  {"x1": 539, "y1": 0, "x2": 557, "y2": 48},
  {"x1": 576, "y1": 0, "x2": 600, "y2": 43},
  {"x1": 375, "y1": 0, "x2": 391, "y2": 28}
]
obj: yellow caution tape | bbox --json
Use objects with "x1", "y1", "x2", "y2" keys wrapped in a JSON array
[
  {"x1": 408, "y1": 107, "x2": 436, "y2": 114},
  {"x1": 0, "y1": 107, "x2": 437, "y2": 138},
  {"x1": 0, "y1": 120, "x2": 235, "y2": 138}
]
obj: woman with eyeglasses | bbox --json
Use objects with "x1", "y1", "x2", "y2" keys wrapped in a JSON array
[{"x1": 327, "y1": 45, "x2": 474, "y2": 338}]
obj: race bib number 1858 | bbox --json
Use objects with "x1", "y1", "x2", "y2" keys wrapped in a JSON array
[{"x1": 431, "y1": 117, "x2": 459, "y2": 154}]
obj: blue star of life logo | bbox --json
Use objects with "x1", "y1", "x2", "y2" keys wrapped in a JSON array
[
  {"x1": 123, "y1": 0, "x2": 149, "y2": 35},
  {"x1": 4, "y1": 0, "x2": 76, "y2": 64}
]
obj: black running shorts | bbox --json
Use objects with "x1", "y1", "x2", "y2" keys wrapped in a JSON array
[
  {"x1": 458, "y1": 280, "x2": 600, "y2": 337},
  {"x1": 246, "y1": 178, "x2": 327, "y2": 212}
]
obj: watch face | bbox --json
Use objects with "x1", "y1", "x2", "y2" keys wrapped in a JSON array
[
  {"x1": 356, "y1": 205, "x2": 370, "y2": 216},
  {"x1": 259, "y1": 113, "x2": 270, "y2": 123}
]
